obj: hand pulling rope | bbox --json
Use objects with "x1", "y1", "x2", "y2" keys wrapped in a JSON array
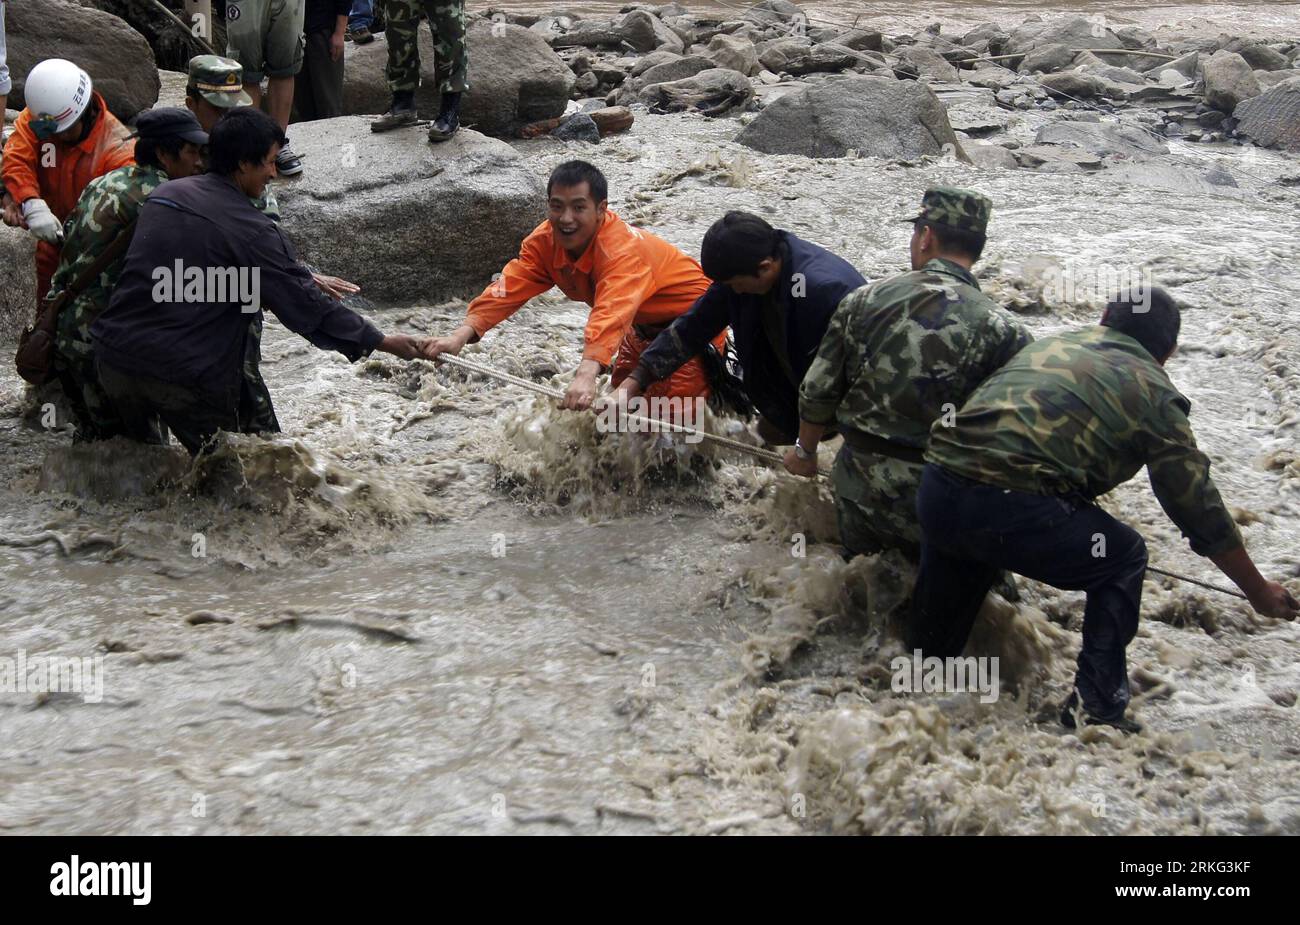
[{"x1": 431, "y1": 353, "x2": 1249, "y2": 601}]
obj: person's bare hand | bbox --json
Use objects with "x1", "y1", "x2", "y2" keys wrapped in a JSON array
[
  {"x1": 3, "y1": 195, "x2": 28, "y2": 228},
  {"x1": 562, "y1": 368, "x2": 600, "y2": 412},
  {"x1": 379, "y1": 334, "x2": 428, "y2": 360},
  {"x1": 330, "y1": 32, "x2": 346, "y2": 62},
  {"x1": 312, "y1": 272, "x2": 360, "y2": 300},
  {"x1": 423, "y1": 329, "x2": 471, "y2": 361},
  {"x1": 1248, "y1": 580, "x2": 1300, "y2": 621},
  {"x1": 782, "y1": 447, "x2": 819, "y2": 478}
]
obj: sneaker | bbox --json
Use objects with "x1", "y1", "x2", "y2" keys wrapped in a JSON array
[
  {"x1": 350, "y1": 26, "x2": 375, "y2": 45},
  {"x1": 1060, "y1": 693, "x2": 1143, "y2": 735},
  {"x1": 275, "y1": 142, "x2": 303, "y2": 177},
  {"x1": 371, "y1": 92, "x2": 418, "y2": 133},
  {"x1": 428, "y1": 92, "x2": 461, "y2": 143}
]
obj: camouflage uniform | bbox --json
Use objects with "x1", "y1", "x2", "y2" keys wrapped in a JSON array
[
  {"x1": 381, "y1": 0, "x2": 469, "y2": 94},
  {"x1": 799, "y1": 188, "x2": 1032, "y2": 557},
  {"x1": 913, "y1": 324, "x2": 1243, "y2": 724},
  {"x1": 926, "y1": 325, "x2": 1242, "y2": 557},
  {"x1": 51, "y1": 165, "x2": 169, "y2": 440}
]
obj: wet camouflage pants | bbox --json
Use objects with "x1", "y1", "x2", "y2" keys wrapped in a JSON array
[
  {"x1": 831, "y1": 444, "x2": 924, "y2": 559},
  {"x1": 381, "y1": 0, "x2": 469, "y2": 94},
  {"x1": 53, "y1": 314, "x2": 278, "y2": 441},
  {"x1": 240, "y1": 315, "x2": 281, "y2": 435}
]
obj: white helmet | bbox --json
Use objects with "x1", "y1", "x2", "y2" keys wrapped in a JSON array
[{"x1": 24, "y1": 59, "x2": 94, "y2": 136}]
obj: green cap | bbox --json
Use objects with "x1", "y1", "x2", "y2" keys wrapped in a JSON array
[
  {"x1": 904, "y1": 186, "x2": 992, "y2": 237},
  {"x1": 186, "y1": 54, "x2": 252, "y2": 109}
]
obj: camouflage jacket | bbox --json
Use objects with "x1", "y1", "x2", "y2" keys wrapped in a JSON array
[
  {"x1": 52, "y1": 164, "x2": 169, "y2": 359},
  {"x1": 799, "y1": 258, "x2": 1032, "y2": 448},
  {"x1": 926, "y1": 326, "x2": 1243, "y2": 557}
]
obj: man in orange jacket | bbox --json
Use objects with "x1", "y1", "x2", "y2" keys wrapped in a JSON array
[
  {"x1": 1, "y1": 59, "x2": 135, "y2": 302},
  {"x1": 422, "y1": 160, "x2": 723, "y2": 411}
]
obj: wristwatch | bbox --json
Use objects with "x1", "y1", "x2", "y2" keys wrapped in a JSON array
[{"x1": 793, "y1": 438, "x2": 814, "y2": 461}]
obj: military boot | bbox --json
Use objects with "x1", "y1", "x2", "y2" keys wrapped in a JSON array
[
  {"x1": 371, "y1": 91, "x2": 418, "y2": 133},
  {"x1": 428, "y1": 92, "x2": 462, "y2": 143}
]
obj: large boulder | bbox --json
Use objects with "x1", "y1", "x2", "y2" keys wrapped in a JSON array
[
  {"x1": 1004, "y1": 16, "x2": 1135, "y2": 69},
  {"x1": 272, "y1": 118, "x2": 544, "y2": 305},
  {"x1": 341, "y1": 22, "x2": 573, "y2": 137},
  {"x1": 736, "y1": 76, "x2": 969, "y2": 161},
  {"x1": 1201, "y1": 50, "x2": 1262, "y2": 113},
  {"x1": 1234, "y1": 76, "x2": 1300, "y2": 152},
  {"x1": 0, "y1": 228, "x2": 37, "y2": 346},
  {"x1": 635, "y1": 68, "x2": 754, "y2": 116},
  {"x1": 1035, "y1": 120, "x2": 1170, "y2": 157},
  {"x1": 895, "y1": 46, "x2": 961, "y2": 82},
  {"x1": 552, "y1": 11, "x2": 684, "y2": 54},
  {"x1": 4, "y1": 0, "x2": 159, "y2": 122},
  {"x1": 1221, "y1": 39, "x2": 1291, "y2": 72},
  {"x1": 758, "y1": 37, "x2": 856, "y2": 75},
  {"x1": 707, "y1": 34, "x2": 760, "y2": 76}
]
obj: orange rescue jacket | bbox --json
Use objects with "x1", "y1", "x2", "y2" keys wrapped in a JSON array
[{"x1": 465, "y1": 211, "x2": 714, "y2": 368}]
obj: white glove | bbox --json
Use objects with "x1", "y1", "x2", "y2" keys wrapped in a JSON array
[{"x1": 22, "y1": 198, "x2": 64, "y2": 245}]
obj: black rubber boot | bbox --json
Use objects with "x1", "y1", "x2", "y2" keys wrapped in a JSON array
[
  {"x1": 1060, "y1": 692, "x2": 1143, "y2": 735},
  {"x1": 371, "y1": 91, "x2": 417, "y2": 133},
  {"x1": 428, "y1": 92, "x2": 462, "y2": 143}
]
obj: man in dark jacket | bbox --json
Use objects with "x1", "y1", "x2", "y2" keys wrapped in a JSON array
[
  {"x1": 613, "y1": 211, "x2": 865, "y2": 444},
  {"x1": 91, "y1": 107, "x2": 426, "y2": 454}
]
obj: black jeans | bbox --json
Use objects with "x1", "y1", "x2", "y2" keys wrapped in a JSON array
[
  {"x1": 97, "y1": 359, "x2": 240, "y2": 456},
  {"x1": 908, "y1": 463, "x2": 1148, "y2": 721}
]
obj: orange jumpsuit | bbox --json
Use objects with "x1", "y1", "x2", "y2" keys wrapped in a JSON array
[
  {"x1": 465, "y1": 211, "x2": 725, "y2": 400},
  {"x1": 1, "y1": 93, "x2": 136, "y2": 302}
]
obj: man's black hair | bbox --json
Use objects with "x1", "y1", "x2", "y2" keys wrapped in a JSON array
[
  {"x1": 207, "y1": 107, "x2": 287, "y2": 177},
  {"x1": 547, "y1": 160, "x2": 608, "y2": 203},
  {"x1": 700, "y1": 211, "x2": 781, "y2": 281},
  {"x1": 917, "y1": 220, "x2": 986, "y2": 262},
  {"x1": 135, "y1": 135, "x2": 190, "y2": 171},
  {"x1": 1101, "y1": 286, "x2": 1181, "y2": 361}
]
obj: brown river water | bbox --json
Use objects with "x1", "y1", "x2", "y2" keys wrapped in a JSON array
[{"x1": 1, "y1": 2, "x2": 1299, "y2": 834}]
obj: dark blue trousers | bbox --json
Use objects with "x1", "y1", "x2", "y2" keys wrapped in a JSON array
[{"x1": 908, "y1": 464, "x2": 1148, "y2": 721}]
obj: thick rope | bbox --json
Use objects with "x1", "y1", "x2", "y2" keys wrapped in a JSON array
[
  {"x1": 433, "y1": 352, "x2": 1251, "y2": 602},
  {"x1": 434, "y1": 352, "x2": 830, "y2": 475}
]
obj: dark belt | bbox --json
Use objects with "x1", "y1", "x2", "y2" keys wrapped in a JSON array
[{"x1": 840, "y1": 429, "x2": 926, "y2": 465}]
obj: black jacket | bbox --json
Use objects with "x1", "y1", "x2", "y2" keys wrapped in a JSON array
[
  {"x1": 93, "y1": 172, "x2": 383, "y2": 395},
  {"x1": 635, "y1": 231, "x2": 866, "y2": 433}
]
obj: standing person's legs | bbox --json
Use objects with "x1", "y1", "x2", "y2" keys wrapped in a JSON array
[
  {"x1": 832, "y1": 446, "x2": 924, "y2": 559},
  {"x1": 294, "y1": 28, "x2": 332, "y2": 121},
  {"x1": 226, "y1": 0, "x2": 271, "y2": 106},
  {"x1": 908, "y1": 464, "x2": 1002, "y2": 655},
  {"x1": 239, "y1": 317, "x2": 281, "y2": 435},
  {"x1": 382, "y1": 0, "x2": 422, "y2": 95},
  {"x1": 423, "y1": 0, "x2": 468, "y2": 95},
  {"x1": 348, "y1": 0, "x2": 374, "y2": 31},
  {"x1": 263, "y1": 0, "x2": 305, "y2": 131}
]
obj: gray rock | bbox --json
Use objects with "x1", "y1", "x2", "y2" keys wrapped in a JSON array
[
  {"x1": 895, "y1": 46, "x2": 960, "y2": 82},
  {"x1": 637, "y1": 55, "x2": 716, "y2": 87},
  {"x1": 1222, "y1": 39, "x2": 1290, "y2": 72},
  {"x1": 637, "y1": 68, "x2": 754, "y2": 116},
  {"x1": 743, "y1": 1, "x2": 806, "y2": 28},
  {"x1": 5, "y1": 0, "x2": 159, "y2": 122},
  {"x1": 967, "y1": 67, "x2": 1020, "y2": 90},
  {"x1": 707, "y1": 34, "x2": 760, "y2": 76},
  {"x1": 0, "y1": 227, "x2": 37, "y2": 347},
  {"x1": 273, "y1": 118, "x2": 544, "y2": 304},
  {"x1": 830, "y1": 30, "x2": 885, "y2": 53},
  {"x1": 964, "y1": 141, "x2": 1020, "y2": 169},
  {"x1": 1014, "y1": 144, "x2": 1103, "y2": 169},
  {"x1": 551, "y1": 113, "x2": 602, "y2": 143},
  {"x1": 1035, "y1": 120, "x2": 1170, "y2": 157},
  {"x1": 736, "y1": 76, "x2": 968, "y2": 161},
  {"x1": 758, "y1": 37, "x2": 856, "y2": 75},
  {"x1": 1256, "y1": 69, "x2": 1300, "y2": 91},
  {"x1": 343, "y1": 22, "x2": 573, "y2": 137},
  {"x1": 1234, "y1": 75, "x2": 1300, "y2": 151},
  {"x1": 1004, "y1": 16, "x2": 1135, "y2": 69},
  {"x1": 961, "y1": 23, "x2": 1010, "y2": 53},
  {"x1": 1020, "y1": 43, "x2": 1077, "y2": 74},
  {"x1": 617, "y1": 10, "x2": 687, "y2": 54},
  {"x1": 630, "y1": 51, "x2": 684, "y2": 77},
  {"x1": 1038, "y1": 72, "x2": 1106, "y2": 99},
  {"x1": 1116, "y1": 26, "x2": 1158, "y2": 50},
  {"x1": 1201, "y1": 50, "x2": 1262, "y2": 112},
  {"x1": 1144, "y1": 50, "x2": 1200, "y2": 78}
]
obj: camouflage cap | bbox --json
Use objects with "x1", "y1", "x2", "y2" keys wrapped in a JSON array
[
  {"x1": 903, "y1": 187, "x2": 992, "y2": 237},
  {"x1": 186, "y1": 55, "x2": 252, "y2": 109}
]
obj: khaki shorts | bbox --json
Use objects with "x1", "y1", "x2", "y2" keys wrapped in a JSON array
[{"x1": 225, "y1": 0, "x2": 305, "y2": 81}]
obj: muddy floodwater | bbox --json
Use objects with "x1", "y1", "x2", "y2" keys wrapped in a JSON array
[{"x1": 2, "y1": 3, "x2": 1300, "y2": 835}]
